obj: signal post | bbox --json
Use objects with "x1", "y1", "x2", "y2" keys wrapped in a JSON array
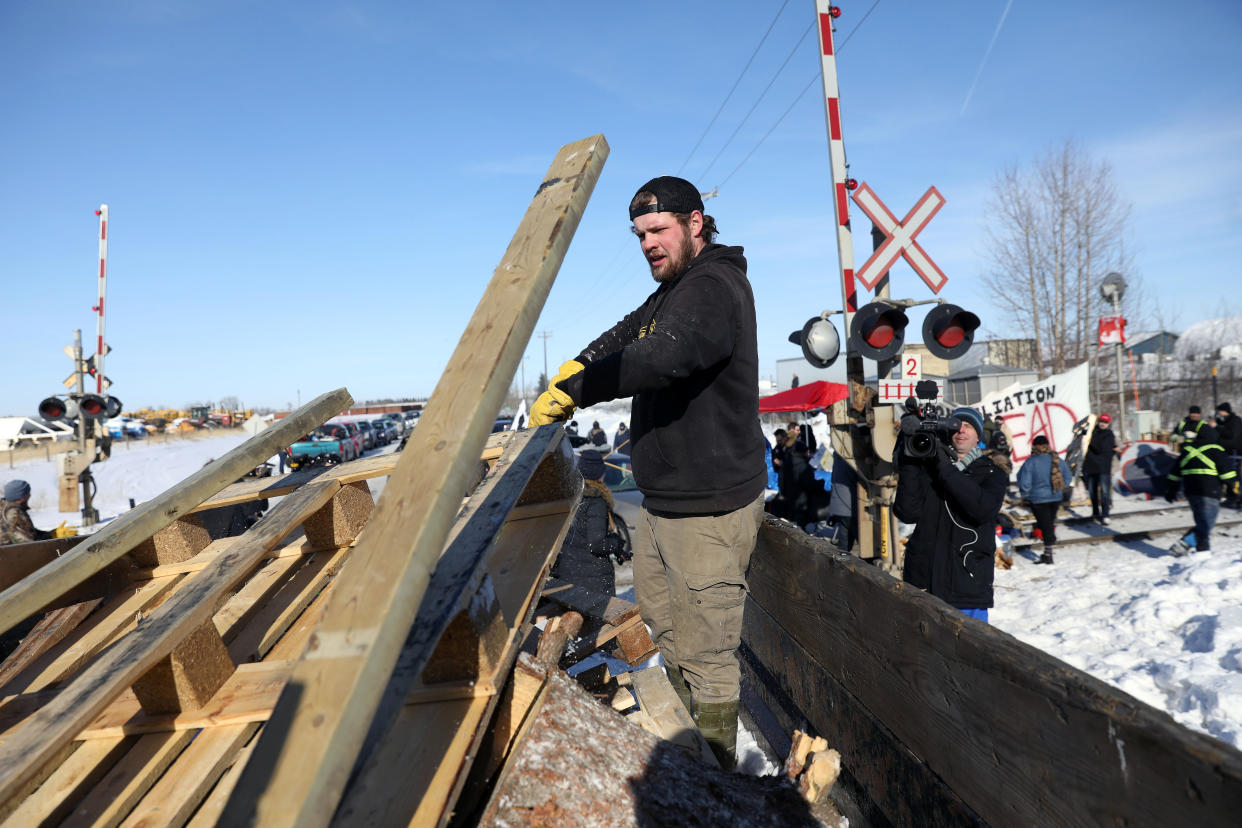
[{"x1": 799, "y1": 3, "x2": 981, "y2": 573}]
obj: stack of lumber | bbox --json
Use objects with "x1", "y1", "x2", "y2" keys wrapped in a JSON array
[{"x1": 0, "y1": 133, "x2": 615, "y2": 826}]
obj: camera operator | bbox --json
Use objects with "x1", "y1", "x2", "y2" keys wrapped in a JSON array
[{"x1": 894, "y1": 403, "x2": 1008, "y2": 623}]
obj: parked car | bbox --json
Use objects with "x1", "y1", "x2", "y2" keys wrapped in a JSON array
[
  {"x1": 370, "y1": 419, "x2": 391, "y2": 447},
  {"x1": 403, "y1": 411, "x2": 419, "y2": 430},
  {"x1": 382, "y1": 413, "x2": 408, "y2": 436},
  {"x1": 288, "y1": 424, "x2": 356, "y2": 469},
  {"x1": 333, "y1": 420, "x2": 365, "y2": 458},
  {"x1": 355, "y1": 420, "x2": 377, "y2": 451},
  {"x1": 375, "y1": 419, "x2": 398, "y2": 445},
  {"x1": 492, "y1": 417, "x2": 513, "y2": 433},
  {"x1": 106, "y1": 417, "x2": 146, "y2": 439}
]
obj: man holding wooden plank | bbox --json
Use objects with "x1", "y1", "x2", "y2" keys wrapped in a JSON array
[{"x1": 531, "y1": 175, "x2": 767, "y2": 769}]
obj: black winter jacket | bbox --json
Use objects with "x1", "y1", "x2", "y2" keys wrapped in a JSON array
[
  {"x1": 1082, "y1": 426, "x2": 1117, "y2": 475},
  {"x1": 1168, "y1": 424, "x2": 1236, "y2": 498},
  {"x1": 1217, "y1": 413, "x2": 1242, "y2": 453},
  {"x1": 569, "y1": 244, "x2": 766, "y2": 514},
  {"x1": 894, "y1": 452, "x2": 1008, "y2": 609}
]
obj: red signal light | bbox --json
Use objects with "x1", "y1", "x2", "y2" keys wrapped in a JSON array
[
  {"x1": 922, "y1": 304, "x2": 981, "y2": 360},
  {"x1": 78, "y1": 394, "x2": 107, "y2": 418},
  {"x1": 38, "y1": 397, "x2": 67, "y2": 420},
  {"x1": 829, "y1": 6, "x2": 842, "y2": 18},
  {"x1": 848, "y1": 302, "x2": 909, "y2": 361}
]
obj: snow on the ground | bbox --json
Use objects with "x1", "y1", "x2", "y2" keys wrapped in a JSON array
[
  {"x1": 993, "y1": 515, "x2": 1242, "y2": 748},
  {"x1": 8, "y1": 429, "x2": 1239, "y2": 767},
  {"x1": 6, "y1": 431, "x2": 255, "y2": 530}
]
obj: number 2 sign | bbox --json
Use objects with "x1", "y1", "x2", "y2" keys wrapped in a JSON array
[{"x1": 902, "y1": 353, "x2": 922, "y2": 382}]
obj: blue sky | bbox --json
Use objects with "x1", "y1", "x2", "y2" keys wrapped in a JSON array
[{"x1": 3, "y1": 1, "x2": 1240, "y2": 416}]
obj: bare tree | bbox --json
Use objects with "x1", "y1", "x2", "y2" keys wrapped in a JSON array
[{"x1": 982, "y1": 140, "x2": 1133, "y2": 377}]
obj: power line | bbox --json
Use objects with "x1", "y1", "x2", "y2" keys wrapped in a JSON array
[
  {"x1": 716, "y1": 0, "x2": 884, "y2": 189},
  {"x1": 697, "y1": 20, "x2": 816, "y2": 182},
  {"x1": 675, "y1": 0, "x2": 791, "y2": 177}
]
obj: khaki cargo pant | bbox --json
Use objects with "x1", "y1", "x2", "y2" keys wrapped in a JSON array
[{"x1": 632, "y1": 495, "x2": 765, "y2": 705}]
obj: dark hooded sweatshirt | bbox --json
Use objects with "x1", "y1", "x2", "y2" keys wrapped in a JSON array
[{"x1": 567, "y1": 244, "x2": 766, "y2": 514}]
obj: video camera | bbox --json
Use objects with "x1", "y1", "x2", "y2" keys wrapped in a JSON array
[{"x1": 900, "y1": 379, "x2": 962, "y2": 460}]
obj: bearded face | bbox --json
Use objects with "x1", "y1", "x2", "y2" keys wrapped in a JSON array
[{"x1": 632, "y1": 211, "x2": 703, "y2": 282}]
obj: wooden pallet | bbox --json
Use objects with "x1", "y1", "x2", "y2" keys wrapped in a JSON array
[{"x1": 0, "y1": 133, "x2": 610, "y2": 827}]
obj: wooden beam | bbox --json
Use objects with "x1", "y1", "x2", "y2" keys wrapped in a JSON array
[
  {"x1": 332, "y1": 500, "x2": 577, "y2": 826},
  {"x1": 223, "y1": 133, "x2": 608, "y2": 827},
  {"x1": 189, "y1": 431, "x2": 511, "y2": 514},
  {"x1": 745, "y1": 518, "x2": 1242, "y2": 827},
  {"x1": 629, "y1": 667, "x2": 718, "y2": 767},
  {"x1": 0, "y1": 389, "x2": 352, "y2": 636},
  {"x1": 0, "y1": 479, "x2": 342, "y2": 805},
  {"x1": 5, "y1": 575, "x2": 186, "y2": 696},
  {"x1": 0, "y1": 599, "x2": 101, "y2": 689}
]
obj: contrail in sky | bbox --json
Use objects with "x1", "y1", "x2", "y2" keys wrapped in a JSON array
[{"x1": 961, "y1": 0, "x2": 1015, "y2": 116}]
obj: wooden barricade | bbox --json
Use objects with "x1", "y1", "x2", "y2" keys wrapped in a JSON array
[
  {"x1": 740, "y1": 517, "x2": 1242, "y2": 827},
  {"x1": 0, "y1": 428, "x2": 569, "y2": 826}
]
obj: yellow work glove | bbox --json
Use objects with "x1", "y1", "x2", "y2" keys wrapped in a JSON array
[
  {"x1": 529, "y1": 390, "x2": 570, "y2": 426},
  {"x1": 52, "y1": 521, "x2": 78, "y2": 538},
  {"x1": 528, "y1": 360, "x2": 584, "y2": 427}
]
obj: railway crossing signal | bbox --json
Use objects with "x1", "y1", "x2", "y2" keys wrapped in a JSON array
[
  {"x1": 848, "y1": 302, "x2": 910, "y2": 361},
  {"x1": 922, "y1": 303, "x2": 981, "y2": 360},
  {"x1": 39, "y1": 396, "x2": 76, "y2": 422},
  {"x1": 789, "y1": 316, "x2": 842, "y2": 368},
  {"x1": 851, "y1": 183, "x2": 948, "y2": 293}
]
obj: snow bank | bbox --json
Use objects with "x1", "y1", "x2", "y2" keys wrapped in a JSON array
[
  {"x1": 993, "y1": 522, "x2": 1242, "y2": 747},
  {"x1": 1173, "y1": 316, "x2": 1242, "y2": 361}
]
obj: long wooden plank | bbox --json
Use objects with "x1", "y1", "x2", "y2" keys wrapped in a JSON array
[
  {"x1": 224, "y1": 133, "x2": 608, "y2": 826},
  {"x1": 350, "y1": 429, "x2": 571, "y2": 782},
  {"x1": 191, "y1": 432, "x2": 511, "y2": 514},
  {"x1": 225, "y1": 546, "x2": 352, "y2": 665},
  {"x1": 0, "y1": 389, "x2": 352, "y2": 636},
  {"x1": 0, "y1": 599, "x2": 101, "y2": 689},
  {"x1": 0, "y1": 479, "x2": 342, "y2": 805},
  {"x1": 5, "y1": 576, "x2": 186, "y2": 696},
  {"x1": 629, "y1": 667, "x2": 718, "y2": 767},
  {"x1": 119, "y1": 721, "x2": 260, "y2": 828},
  {"x1": 62, "y1": 731, "x2": 195, "y2": 827},
  {"x1": 334, "y1": 505, "x2": 577, "y2": 826},
  {"x1": 184, "y1": 733, "x2": 259, "y2": 828},
  {"x1": 746, "y1": 518, "x2": 1242, "y2": 827},
  {"x1": 0, "y1": 737, "x2": 134, "y2": 827}
]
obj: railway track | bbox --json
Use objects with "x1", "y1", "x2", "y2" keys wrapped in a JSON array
[{"x1": 1011, "y1": 503, "x2": 1242, "y2": 549}]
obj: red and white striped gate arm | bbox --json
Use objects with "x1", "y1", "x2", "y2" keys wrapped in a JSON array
[
  {"x1": 814, "y1": 1, "x2": 858, "y2": 333},
  {"x1": 94, "y1": 204, "x2": 108, "y2": 394}
]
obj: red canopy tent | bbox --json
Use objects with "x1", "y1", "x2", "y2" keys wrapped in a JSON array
[{"x1": 758, "y1": 380, "x2": 849, "y2": 413}]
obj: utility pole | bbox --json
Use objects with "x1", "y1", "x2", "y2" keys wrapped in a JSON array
[
  {"x1": 1101, "y1": 272, "x2": 1128, "y2": 441},
  {"x1": 538, "y1": 330, "x2": 552, "y2": 385}
]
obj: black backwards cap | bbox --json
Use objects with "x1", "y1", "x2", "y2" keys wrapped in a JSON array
[{"x1": 629, "y1": 176, "x2": 704, "y2": 220}]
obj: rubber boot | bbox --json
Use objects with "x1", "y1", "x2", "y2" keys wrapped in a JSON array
[
  {"x1": 694, "y1": 700, "x2": 738, "y2": 771},
  {"x1": 665, "y1": 667, "x2": 694, "y2": 718}
]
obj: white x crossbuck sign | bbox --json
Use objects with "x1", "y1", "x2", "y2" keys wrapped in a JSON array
[{"x1": 851, "y1": 183, "x2": 947, "y2": 293}]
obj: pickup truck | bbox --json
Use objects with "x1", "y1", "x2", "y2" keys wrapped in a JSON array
[{"x1": 287, "y1": 424, "x2": 357, "y2": 470}]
